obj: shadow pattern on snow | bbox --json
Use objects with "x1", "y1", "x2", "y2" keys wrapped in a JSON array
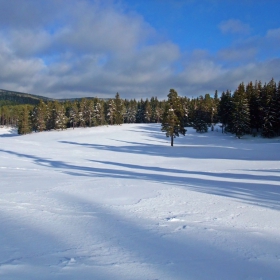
[
  {"x1": 1, "y1": 191, "x2": 280, "y2": 279},
  {"x1": 58, "y1": 139, "x2": 280, "y2": 161},
  {"x1": 0, "y1": 148, "x2": 280, "y2": 211}
]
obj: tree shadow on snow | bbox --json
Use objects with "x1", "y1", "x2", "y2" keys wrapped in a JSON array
[
  {"x1": 1, "y1": 148, "x2": 280, "y2": 211},
  {"x1": 49, "y1": 192, "x2": 280, "y2": 280},
  {"x1": 58, "y1": 139, "x2": 280, "y2": 161}
]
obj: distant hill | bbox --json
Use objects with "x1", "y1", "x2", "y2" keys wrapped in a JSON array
[
  {"x1": 0, "y1": 89, "x2": 108, "y2": 106},
  {"x1": 0, "y1": 89, "x2": 53, "y2": 106}
]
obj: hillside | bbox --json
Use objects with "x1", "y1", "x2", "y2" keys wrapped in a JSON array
[
  {"x1": 0, "y1": 89, "x2": 54, "y2": 106},
  {"x1": 0, "y1": 89, "x2": 106, "y2": 106}
]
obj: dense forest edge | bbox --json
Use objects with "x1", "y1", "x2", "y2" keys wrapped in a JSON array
[{"x1": 1, "y1": 78, "x2": 280, "y2": 140}]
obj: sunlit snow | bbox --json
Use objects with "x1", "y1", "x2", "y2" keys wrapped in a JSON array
[{"x1": 0, "y1": 124, "x2": 280, "y2": 280}]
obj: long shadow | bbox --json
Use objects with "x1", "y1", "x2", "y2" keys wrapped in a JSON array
[
  {"x1": 90, "y1": 159, "x2": 280, "y2": 182},
  {"x1": 1, "y1": 149, "x2": 280, "y2": 211},
  {"x1": 2, "y1": 190, "x2": 279, "y2": 279},
  {"x1": 59, "y1": 139, "x2": 280, "y2": 161},
  {"x1": 54, "y1": 192, "x2": 280, "y2": 280},
  {"x1": 0, "y1": 209, "x2": 107, "y2": 279},
  {"x1": 0, "y1": 133, "x2": 19, "y2": 138}
]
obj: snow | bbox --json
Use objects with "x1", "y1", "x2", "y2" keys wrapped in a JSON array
[{"x1": 0, "y1": 124, "x2": 280, "y2": 280}]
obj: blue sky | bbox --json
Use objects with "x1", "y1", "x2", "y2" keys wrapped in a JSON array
[{"x1": 0, "y1": 0, "x2": 280, "y2": 99}]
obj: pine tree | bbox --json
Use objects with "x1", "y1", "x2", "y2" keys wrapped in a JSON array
[
  {"x1": 114, "y1": 92, "x2": 124, "y2": 125},
  {"x1": 67, "y1": 101, "x2": 79, "y2": 129},
  {"x1": 231, "y1": 83, "x2": 250, "y2": 138},
  {"x1": 245, "y1": 81, "x2": 261, "y2": 135},
  {"x1": 18, "y1": 106, "x2": 32, "y2": 135},
  {"x1": 192, "y1": 94, "x2": 216, "y2": 132},
  {"x1": 124, "y1": 99, "x2": 137, "y2": 123},
  {"x1": 107, "y1": 99, "x2": 116, "y2": 125},
  {"x1": 218, "y1": 90, "x2": 233, "y2": 133},
  {"x1": 161, "y1": 89, "x2": 186, "y2": 146},
  {"x1": 260, "y1": 79, "x2": 277, "y2": 138},
  {"x1": 93, "y1": 98, "x2": 105, "y2": 126},
  {"x1": 52, "y1": 101, "x2": 67, "y2": 130},
  {"x1": 32, "y1": 100, "x2": 47, "y2": 132},
  {"x1": 136, "y1": 99, "x2": 145, "y2": 123},
  {"x1": 275, "y1": 82, "x2": 280, "y2": 135},
  {"x1": 144, "y1": 98, "x2": 152, "y2": 123}
]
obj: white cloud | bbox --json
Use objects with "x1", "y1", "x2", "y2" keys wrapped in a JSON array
[
  {"x1": 219, "y1": 19, "x2": 251, "y2": 35},
  {"x1": 0, "y1": 1, "x2": 279, "y2": 100}
]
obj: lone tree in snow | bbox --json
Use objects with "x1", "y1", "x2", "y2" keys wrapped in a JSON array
[{"x1": 161, "y1": 89, "x2": 186, "y2": 146}]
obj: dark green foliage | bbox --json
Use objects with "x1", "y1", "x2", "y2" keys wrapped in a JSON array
[
  {"x1": 0, "y1": 89, "x2": 52, "y2": 105},
  {"x1": 93, "y1": 98, "x2": 106, "y2": 126},
  {"x1": 136, "y1": 99, "x2": 145, "y2": 123},
  {"x1": 66, "y1": 101, "x2": 79, "y2": 129},
  {"x1": 218, "y1": 90, "x2": 233, "y2": 133},
  {"x1": 231, "y1": 83, "x2": 250, "y2": 138},
  {"x1": 32, "y1": 100, "x2": 47, "y2": 132},
  {"x1": 3, "y1": 78, "x2": 280, "y2": 140},
  {"x1": 245, "y1": 81, "x2": 261, "y2": 134},
  {"x1": 161, "y1": 89, "x2": 186, "y2": 146},
  {"x1": 124, "y1": 99, "x2": 137, "y2": 123},
  {"x1": 144, "y1": 99, "x2": 152, "y2": 123},
  {"x1": 114, "y1": 93, "x2": 124, "y2": 125},
  {"x1": 192, "y1": 95, "x2": 216, "y2": 133},
  {"x1": 18, "y1": 106, "x2": 32, "y2": 135},
  {"x1": 107, "y1": 99, "x2": 116, "y2": 125},
  {"x1": 260, "y1": 80, "x2": 277, "y2": 138}
]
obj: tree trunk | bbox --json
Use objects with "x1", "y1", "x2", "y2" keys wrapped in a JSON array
[{"x1": 171, "y1": 134, "x2": 174, "y2": 146}]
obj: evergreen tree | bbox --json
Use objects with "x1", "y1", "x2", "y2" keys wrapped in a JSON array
[
  {"x1": 193, "y1": 102, "x2": 207, "y2": 133},
  {"x1": 161, "y1": 89, "x2": 186, "y2": 146},
  {"x1": 124, "y1": 99, "x2": 137, "y2": 123},
  {"x1": 144, "y1": 98, "x2": 152, "y2": 123},
  {"x1": 114, "y1": 92, "x2": 124, "y2": 125},
  {"x1": 192, "y1": 96, "x2": 209, "y2": 133},
  {"x1": 51, "y1": 101, "x2": 67, "y2": 130},
  {"x1": 245, "y1": 81, "x2": 261, "y2": 135},
  {"x1": 18, "y1": 106, "x2": 32, "y2": 135},
  {"x1": 218, "y1": 90, "x2": 233, "y2": 133},
  {"x1": 78, "y1": 99, "x2": 87, "y2": 127},
  {"x1": 45, "y1": 101, "x2": 54, "y2": 130},
  {"x1": 275, "y1": 82, "x2": 280, "y2": 135},
  {"x1": 260, "y1": 79, "x2": 277, "y2": 138},
  {"x1": 231, "y1": 83, "x2": 250, "y2": 138},
  {"x1": 136, "y1": 99, "x2": 145, "y2": 123},
  {"x1": 93, "y1": 98, "x2": 105, "y2": 126},
  {"x1": 32, "y1": 100, "x2": 47, "y2": 132},
  {"x1": 107, "y1": 99, "x2": 116, "y2": 125},
  {"x1": 67, "y1": 101, "x2": 79, "y2": 129}
]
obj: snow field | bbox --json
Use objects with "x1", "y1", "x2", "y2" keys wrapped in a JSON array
[{"x1": 0, "y1": 124, "x2": 280, "y2": 279}]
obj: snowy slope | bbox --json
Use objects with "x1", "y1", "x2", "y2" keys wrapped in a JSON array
[{"x1": 0, "y1": 124, "x2": 280, "y2": 280}]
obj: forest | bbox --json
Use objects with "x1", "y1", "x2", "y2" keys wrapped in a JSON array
[{"x1": 0, "y1": 78, "x2": 280, "y2": 139}]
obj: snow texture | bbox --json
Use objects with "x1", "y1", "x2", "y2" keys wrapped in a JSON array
[{"x1": 0, "y1": 124, "x2": 280, "y2": 280}]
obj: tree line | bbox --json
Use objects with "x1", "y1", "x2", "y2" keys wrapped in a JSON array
[{"x1": 1, "y1": 78, "x2": 280, "y2": 141}]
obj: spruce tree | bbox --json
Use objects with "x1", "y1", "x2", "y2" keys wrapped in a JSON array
[
  {"x1": 144, "y1": 98, "x2": 152, "y2": 123},
  {"x1": 32, "y1": 100, "x2": 47, "y2": 132},
  {"x1": 107, "y1": 99, "x2": 116, "y2": 125},
  {"x1": 67, "y1": 101, "x2": 79, "y2": 129},
  {"x1": 260, "y1": 79, "x2": 277, "y2": 138},
  {"x1": 136, "y1": 99, "x2": 145, "y2": 123},
  {"x1": 231, "y1": 83, "x2": 250, "y2": 138},
  {"x1": 52, "y1": 101, "x2": 67, "y2": 130},
  {"x1": 93, "y1": 98, "x2": 105, "y2": 126},
  {"x1": 161, "y1": 89, "x2": 186, "y2": 146},
  {"x1": 114, "y1": 92, "x2": 124, "y2": 125},
  {"x1": 246, "y1": 81, "x2": 261, "y2": 135},
  {"x1": 18, "y1": 106, "x2": 32, "y2": 135},
  {"x1": 218, "y1": 90, "x2": 233, "y2": 133}
]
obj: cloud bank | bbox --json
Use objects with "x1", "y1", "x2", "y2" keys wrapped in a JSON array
[{"x1": 0, "y1": 0, "x2": 279, "y2": 100}]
